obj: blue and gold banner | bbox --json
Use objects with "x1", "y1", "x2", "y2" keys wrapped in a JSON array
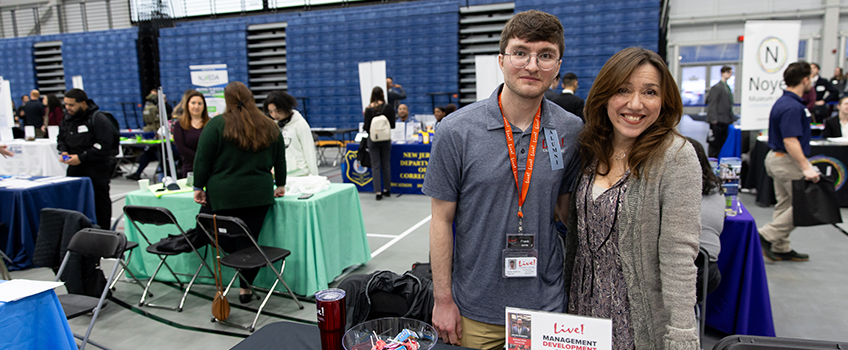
[{"x1": 342, "y1": 142, "x2": 431, "y2": 195}]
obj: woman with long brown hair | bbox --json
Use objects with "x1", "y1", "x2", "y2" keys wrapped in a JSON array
[
  {"x1": 173, "y1": 89, "x2": 210, "y2": 175},
  {"x1": 193, "y1": 81, "x2": 286, "y2": 303},
  {"x1": 563, "y1": 47, "x2": 701, "y2": 349},
  {"x1": 363, "y1": 86, "x2": 395, "y2": 200}
]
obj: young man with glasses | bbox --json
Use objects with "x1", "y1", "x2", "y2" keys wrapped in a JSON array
[{"x1": 423, "y1": 10, "x2": 582, "y2": 350}]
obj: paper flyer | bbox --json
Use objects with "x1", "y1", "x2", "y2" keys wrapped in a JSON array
[{"x1": 506, "y1": 307, "x2": 612, "y2": 350}]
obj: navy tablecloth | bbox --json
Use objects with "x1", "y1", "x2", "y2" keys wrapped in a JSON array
[
  {"x1": 706, "y1": 202, "x2": 776, "y2": 336},
  {"x1": 0, "y1": 280, "x2": 77, "y2": 350},
  {"x1": 718, "y1": 124, "x2": 742, "y2": 159},
  {"x1": 0, "y1": 177, "x2": 96, "y2": 270},
  {"x1": 342, "y1": 142, "x2": 431, "y2": 195}
]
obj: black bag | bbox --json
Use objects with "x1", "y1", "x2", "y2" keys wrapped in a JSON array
[
  {"x1": 357, "y1": 139, "x2": 371, "y2": 168},
  {"x1": 86, "y1": 110, "x2": 121, "y2": 156},
  {"x1": 338, "y1": 270, "x2": 433, "y2": 329},
  {"x1": 792, "y1": 176, "x2": 842, "y2": 226},
  {"x1": 155, "y1": 228, "x2": 210, "y2": 253}
]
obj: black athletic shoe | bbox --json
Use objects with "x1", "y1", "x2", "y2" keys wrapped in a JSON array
[
  {"x1": 126, "y1": 173, "x2": 141, "y2": 181},
  {"x1": 758, "y1": 233, "x2": 772, "y2": 253},
  {"x1": 239, "y1": 293, "x2": 253, "y2": 304},
  {"x1": 382, "y1": 191, "x2": 391, "y2": 198},
  {"x1": 768, "y1": 250, "x2": 810, "y2": 262},
  {"x1": 376, "y1": 194, "x2": 382, "y2": 201}
]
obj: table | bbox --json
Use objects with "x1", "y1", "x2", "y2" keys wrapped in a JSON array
[
  {"x1": 706, "y1": 202, "x2": 776, "y2": 336},
  {"x1": 119, "y1": 130, "x2": 156, "y2": 140},
  {"x1": 0, "y1": 177, "x2": 96, "y2": 270},
  {"x1": 718, "y1": 124, "x2": 742, "y2": 159},
  {"x1": 745, "y1": 140, "x2": 848, "y2": 207},
  {"x1": 311, "y1": 128, "x2": 359, "y2": 142},
  {"x1": 0, "y1": 280, "x2": 77, "y2": 350},
  {"x1": 231, "y1": 321, "x2": 471, "y2": 350},
  {"x1": 342, "y1": 142, "x2": 430, "y2": 195},
  {"x1": 123, "y1": 183, "x2": 371, "y2": 296},
  {"x1": 0, "y1": 139, "x2": 67, "y2": 176}
]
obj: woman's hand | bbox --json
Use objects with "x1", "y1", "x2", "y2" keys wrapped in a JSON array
[
  {"x1": 194, "y1": 190, "x2": 207, "y2": 205},
  {"x1": 274, "y1": 186, "x2": 286, "y2": 198}
]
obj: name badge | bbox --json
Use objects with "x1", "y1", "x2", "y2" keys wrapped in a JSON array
[
  {"x1": 805, "y1": 109, "x2": 812, "y2": 119},
  {"x1": 78, "y1": 125, "x2": 89, "y2": 133},
  {"x1": 504, "y1": 233, "x2": 538, "y2": 278},
  {"x1": 544, "y1": 128, "x2": 563, "y2": 171},
  {"x1": 817, "y1": 85, "x2": 825, "y2": 92}
]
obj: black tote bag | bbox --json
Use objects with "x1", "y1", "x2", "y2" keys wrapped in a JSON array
[{"x1": 792, "y1": 176, "x2": 842, "y2": 226}]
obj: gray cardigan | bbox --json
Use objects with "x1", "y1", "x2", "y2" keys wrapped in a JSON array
[{"x1": 564, "y1": 135, "x2": 701, "y2": 350}]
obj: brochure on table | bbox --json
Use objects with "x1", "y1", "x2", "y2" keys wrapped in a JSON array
[{"x1": 506, "y1": 307, "x2": 611, "y2": 350}]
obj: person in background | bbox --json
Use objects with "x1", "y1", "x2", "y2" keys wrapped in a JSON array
[
  {"x1": 397, "y1": 103, "x2": 414, "y2": 122},
  {"x1": 193, "y1": 81, "x2": 286, "y2": 304},
  {"x1": 363, "y1": 86, "x2": 396, "y2": 200},
  {"x1": 810, "y1": 63, "x2": 839, "y2": 123},
  {"x1": 686, "y1": 137, "x2": 723, "y2": 298},
  {"x1": 0, "y1": 145, "x2": 13, "y2": 158},
  {"x1": 445, "y1": 103, "x2": 457, "y2": 116},
  {"x1": 822, "y1": 96, "x2": 848, "y2": 138},
  {"x1": 434, "y1": 106, "x2": 447, "y2": 122},
  {"x1": 563, "y1": 47, "x2": 701, "y2": 349},
  {"x1": 550, "y1": 72, "x2": 585, "y2": 121},
  {"x1": 24, "y1": 90, "x2": 46, "y2": 138},
  {"x1": 831, "y1": 67, "x2": 845, "y2": 94},
  {"x1": 173, "y1": 89, "x2": 209, "y2": 176},
  {"x1": 58, "y1": 88, "x2": 114, "y2": 229},
  {"x1": 264, "y1": 90, "x2": 318, "y2": 177},
  {"x1": 705, "y1": 66, "x2": 734, "y2": 157},
  {"x1": 545, "y1": 73, "x2": 561, "y2": 100},
  {"x1": 759, "y1": 61, "x2": 821, "y2": 262},
  {"x1": 44, "y1": 94, "x2": 63, "y2": 129},
  {"x1": 387, "y1": 77, "x2": 407, "y2": 113},
  {"x1": 15, "y1": 95, "x2": 28, "y2": 125}
]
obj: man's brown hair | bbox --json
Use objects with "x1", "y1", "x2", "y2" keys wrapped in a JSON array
[{"x1": 499, "y1": 10, "x2": 564, "y2": 58}]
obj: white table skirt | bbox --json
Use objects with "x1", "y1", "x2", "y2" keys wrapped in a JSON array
[{"x1": 0, "y1": 139, "x2": 68, "y2": 176}]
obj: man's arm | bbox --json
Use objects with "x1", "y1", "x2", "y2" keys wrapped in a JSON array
[
  {"x1": 783, "y1": 137, "x2": 820, "y2": 182},
  {"x1": 430, "y1": 197, "x2": 462, "y2": 346}
]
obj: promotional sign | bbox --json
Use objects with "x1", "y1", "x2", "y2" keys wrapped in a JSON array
[
  {"x1": 342, "y1": 142, "x2": 430, "y2": 195},
  {"x1": 740, "y1": 21, "x2": 801, "y2": 130},
  {"x1": 190, "y1": 64, "x2": 228, "y2": 117},
  {"x1": 476, "y1": 55, "x2": 504, "y2": 102},
  {"x1": 0, "y1": 77, "x2": 12, "y2": 128},
  {"x1": 506, "y1": 307, "x2": 612, "y2": 350},
  {"x1": 358, "y1": 60, "x2": 387, "y2": 112}
]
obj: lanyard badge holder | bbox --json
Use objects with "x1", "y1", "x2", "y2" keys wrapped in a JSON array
[{"x1": 499, "y1": 93, "x2": 540, "y2": 278}]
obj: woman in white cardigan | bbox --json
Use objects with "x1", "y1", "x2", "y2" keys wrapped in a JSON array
[
  {"x1": 264, "y1": 91, "x2": 318, "y2": 177},
  {"x1": 563, "y1": 47, "x2": 701, "y2": 350}
]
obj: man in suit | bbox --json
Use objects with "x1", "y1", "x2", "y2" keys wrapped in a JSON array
[
  {"x1": 705, "y1": 66, "x2": 735, "y2": 157},
  {"x1": 550, "y1": 72, "x2": 584, "y2": 121},
  {"x1": 810, "y1": 63, "x2": 840, "y2": 123}
]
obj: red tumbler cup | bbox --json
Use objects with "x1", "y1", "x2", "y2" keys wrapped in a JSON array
[{"x1": 316, "y1": 288, "x2": 347, "y2": 350}]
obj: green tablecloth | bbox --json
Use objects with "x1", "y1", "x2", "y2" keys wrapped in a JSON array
[{"x1": 123, "y1": 183, "x2": 370, "y2": 296}]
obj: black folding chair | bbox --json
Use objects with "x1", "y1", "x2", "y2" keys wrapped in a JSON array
[
  {"x1": 55, "y1": 228, "x2": 127, "y2": 350},
  {"x1": 123, "y1": 205, "x2": 215, "y2": 311},
  {"x1": 713, "y1": 335, "x2": 848, "y2": 349},
  {"x1": 196, "y1": 213, "x2": 304, "y2": 332}
]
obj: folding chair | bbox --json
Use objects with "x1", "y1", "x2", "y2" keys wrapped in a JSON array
[
  {"x1": 55, "y1": 228, "x2": 128, "y2": 350},
  {"x1": 196, "y1": 213, "x2": 304, "y2": 332},
  {"x1": 123, "y1": 205, "x2": 215, "y2": 311},
  {"x1": 314, "y1": 130, "x2": 345, "y2": 166},
  {"x1": 695, "y1": 247, "x2": 709, "y2": 347}
]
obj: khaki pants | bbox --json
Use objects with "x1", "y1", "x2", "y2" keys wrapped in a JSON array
[
  {"x1": 759, "y1": 151, "x2": 804, "y2": 253},
  {"x1": 459, "y1": 316, "x2": 505, "y2": 350}
]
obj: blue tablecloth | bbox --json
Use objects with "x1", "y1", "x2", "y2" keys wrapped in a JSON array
[
  {"x1": 342, "y1": 142, "x2": 431, "y2": 195},
  {"x1": 718, "y1": 124, "x2": 742, "y2": 159},
  {"x1": 0, "y1": 177, "x2": 96, "y2": 270},
  {"x1": 706, "y1": 202, "x2": 776, "y2": 336},
  {"x1": 0, "y1": 280, "x2": 77, "y2": 350}
]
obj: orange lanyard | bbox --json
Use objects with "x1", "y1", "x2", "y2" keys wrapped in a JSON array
[{"x1": 498, "y1": 93, "x2": 542, "y2": 232}]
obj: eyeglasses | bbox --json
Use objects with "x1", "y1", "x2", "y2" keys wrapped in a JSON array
[{"x1": 503, "y1": 50, "x2": 560, "y2": 71}]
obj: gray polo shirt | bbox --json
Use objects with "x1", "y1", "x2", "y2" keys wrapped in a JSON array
[{"x1": 423, "y1": 85, "x2": 583, "y2": 325}]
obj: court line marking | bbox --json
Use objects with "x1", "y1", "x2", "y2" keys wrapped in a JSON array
[
  {"x1": 371, "y1": 215, "x2": 431, "y2": 258},
  {"x1": 367, "y1": 233, "x2": 400, "y2": 238}
]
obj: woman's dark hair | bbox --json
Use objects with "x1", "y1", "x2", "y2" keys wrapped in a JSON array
[
  {"x1": 370, "y1": 87, "x2": 385, "y2": 104},
  {"x1": 264, "y1": 91, "x2": 297, "y2": 117},
  {"x1": 178, "y1": 89, "x2": 209, "y2": 130},
  {"x1": 435, "y1": 106, "x2": 446, "y2": 113},
  {"x1": 686, "y1": 137, "x2": 722, "y2": 196},
  {"x1": 445, "y1": 104, "x2": 457, "y2": 115},
  {"x1": 580, "y1": 47, "x2": 683, "y2": 179},
  {"x1": 222, "y1": 81, "x2": 280, "y2": 152},
  {"x1": 45, "y1": 94, "x2": 60, "y2": 111}
]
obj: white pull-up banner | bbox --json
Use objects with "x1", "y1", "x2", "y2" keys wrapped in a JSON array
[{"x1": 740, "y1": 20, "x2": 801, "y2": 130}]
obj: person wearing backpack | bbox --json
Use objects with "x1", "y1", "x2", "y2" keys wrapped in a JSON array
[
  {"x1": 363, "y1": 86, "x2": 396, "y2": 200},
  {"x1": 58, "y1": 88, "x2": 117, "y2": 228}
]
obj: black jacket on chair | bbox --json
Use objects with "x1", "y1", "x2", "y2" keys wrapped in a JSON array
[
  {"x1": 32, "y1": 208, "x2": 106, "y2": 297},
  {"x1": 823, "y1": 116, "x2": 843, "y2": 138}
]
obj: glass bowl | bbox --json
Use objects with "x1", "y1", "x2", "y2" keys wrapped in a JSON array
[{"x1": 342, "y1": 317, "x2": 438, "y2": 350}]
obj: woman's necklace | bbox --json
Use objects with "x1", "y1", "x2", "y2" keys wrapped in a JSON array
[{"x1": 613, "y1": 151, "x2": 626, "y2": 161}]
